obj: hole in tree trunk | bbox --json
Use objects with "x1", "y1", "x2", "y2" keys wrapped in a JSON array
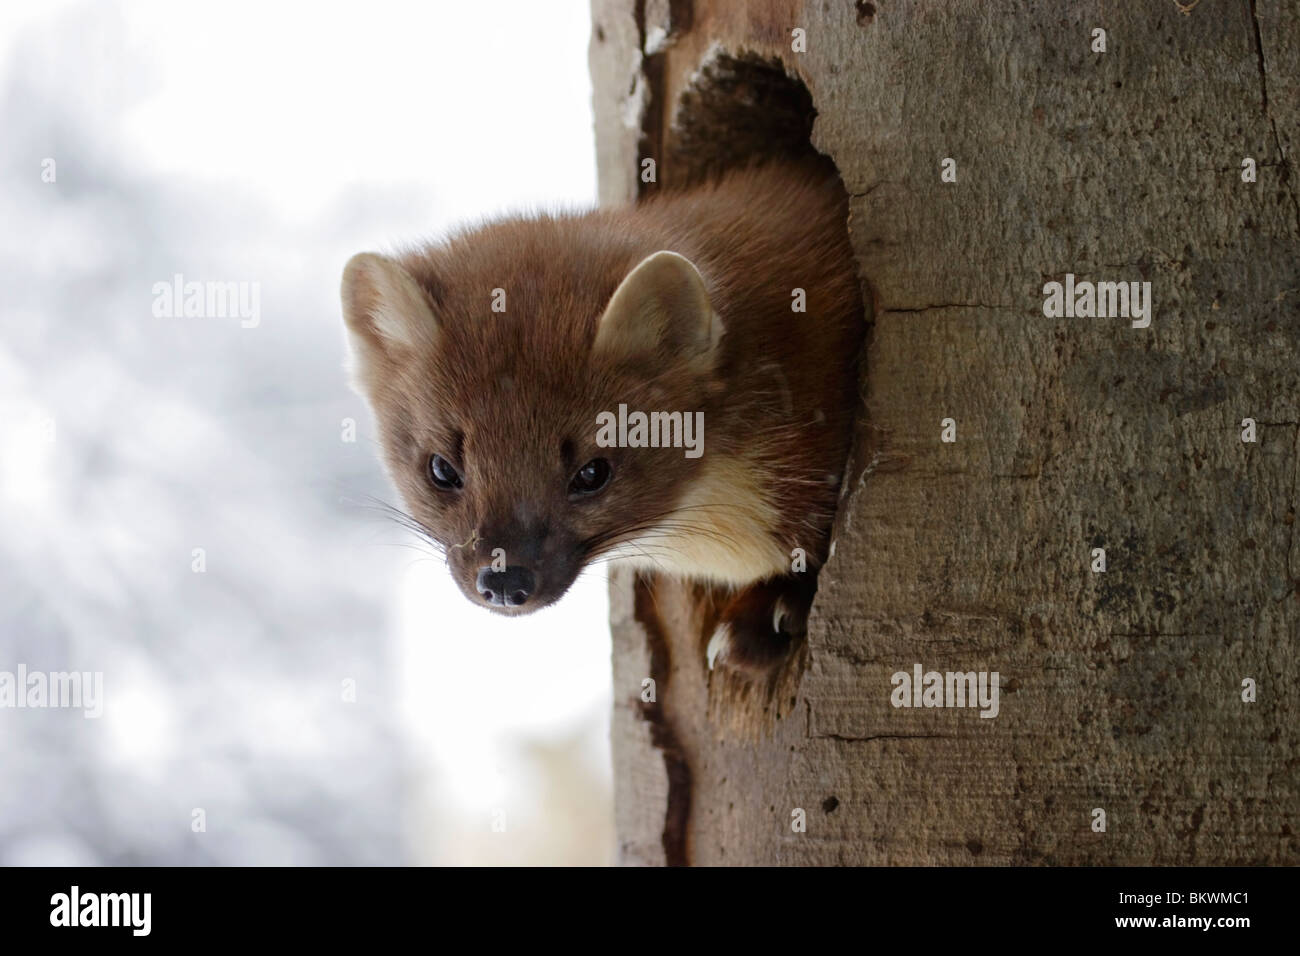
[
  {"x1": 632, "y1": 50, "x2": 871, "y2": 724},
  {"x1": 662, "y1": 51, "x2": 825, "y2": 189}
]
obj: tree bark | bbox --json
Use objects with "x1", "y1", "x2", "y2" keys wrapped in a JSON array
[{"x1": 592, "y1": 0, "x2": 1300, "y2": 865}]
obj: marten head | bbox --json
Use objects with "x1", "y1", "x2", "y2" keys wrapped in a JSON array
[{"x1": 340, "y1": 222, "x2": 724, "y2": 614}]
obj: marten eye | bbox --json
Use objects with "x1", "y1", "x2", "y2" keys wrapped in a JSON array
[
  {"x1": 569, "y1": 458, "x2": 612, "y2": 497},
  {"x1": 428, "y1": 454, "x2": 463, "y2": 491}
]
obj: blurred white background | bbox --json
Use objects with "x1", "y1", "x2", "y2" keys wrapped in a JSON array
[{"x1": 0, "y1": 0, "x2": 614, "y2": 865}]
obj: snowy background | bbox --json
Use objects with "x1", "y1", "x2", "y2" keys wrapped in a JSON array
[{"x1": 0, "y1": 0, "x2": 614, "y2": 865}]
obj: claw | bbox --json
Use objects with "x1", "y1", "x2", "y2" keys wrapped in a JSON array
[{"x1": 706, "y1": 623, "x2": 731, "y2": 671}]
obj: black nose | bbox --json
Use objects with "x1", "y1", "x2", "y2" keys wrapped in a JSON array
[{"x1": 475, "y1": 566, "x2": 535, "y2": 607}]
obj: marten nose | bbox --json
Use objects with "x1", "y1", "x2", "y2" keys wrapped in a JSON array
[{"x1": 475, "y1": 566, "x2": 535, "y2": 607}]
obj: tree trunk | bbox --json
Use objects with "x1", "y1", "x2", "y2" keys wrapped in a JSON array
[{"x1": 591, "y1": 0, "x2": 1300, "y2": 865}]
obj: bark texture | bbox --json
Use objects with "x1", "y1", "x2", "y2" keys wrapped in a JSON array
[{"x1": 591, "y1": 0, "x2": 1300, "y2": 865}]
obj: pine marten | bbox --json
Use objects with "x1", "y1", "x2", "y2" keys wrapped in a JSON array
[{"x1": 340, "y1": 159, "x2": 864, "y2": 672}]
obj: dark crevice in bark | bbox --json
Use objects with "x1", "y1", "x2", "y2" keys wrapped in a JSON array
[
  {"x1": 816, "y1": 733, "x2": 954, "y2": 743},
  {"x1": 1285, "y1": 423, "x2": 1300, "y2": 586},
  {"x1": 634, "y1": 0, "x2": 666, "y2": 202},
  {"x1": 1267, "y1": 118, "x2": 1300, "y2": 237},
  {"x1": 1247, "y1": 0, "x2": 1268, "y2": 113},
  {"x1": 886, "y1": 302, "x2": 1016, "y2": 313},
  {"x1": 1247, "y1": 0, "x2": 1300, "y2": 234},
  {"x1": 633, "y1": 575, "x2": 692, "y2": 866}
]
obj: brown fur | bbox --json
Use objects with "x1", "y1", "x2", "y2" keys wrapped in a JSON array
[{"x1": 341, "y1": 159, "x2": 864, "y2": 668}]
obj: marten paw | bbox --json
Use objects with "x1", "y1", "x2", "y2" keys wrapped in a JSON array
[{"x1": 706, "y1": 577, "x2": 813, "y2": 674}]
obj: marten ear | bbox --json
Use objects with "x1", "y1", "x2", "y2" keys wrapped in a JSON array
[
  {"x1": 340, "y1": 253, "x2": 439, "y2": 378},
  {"x1": 593, "y1": 251, "x2": 723, "y2": 369}
]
